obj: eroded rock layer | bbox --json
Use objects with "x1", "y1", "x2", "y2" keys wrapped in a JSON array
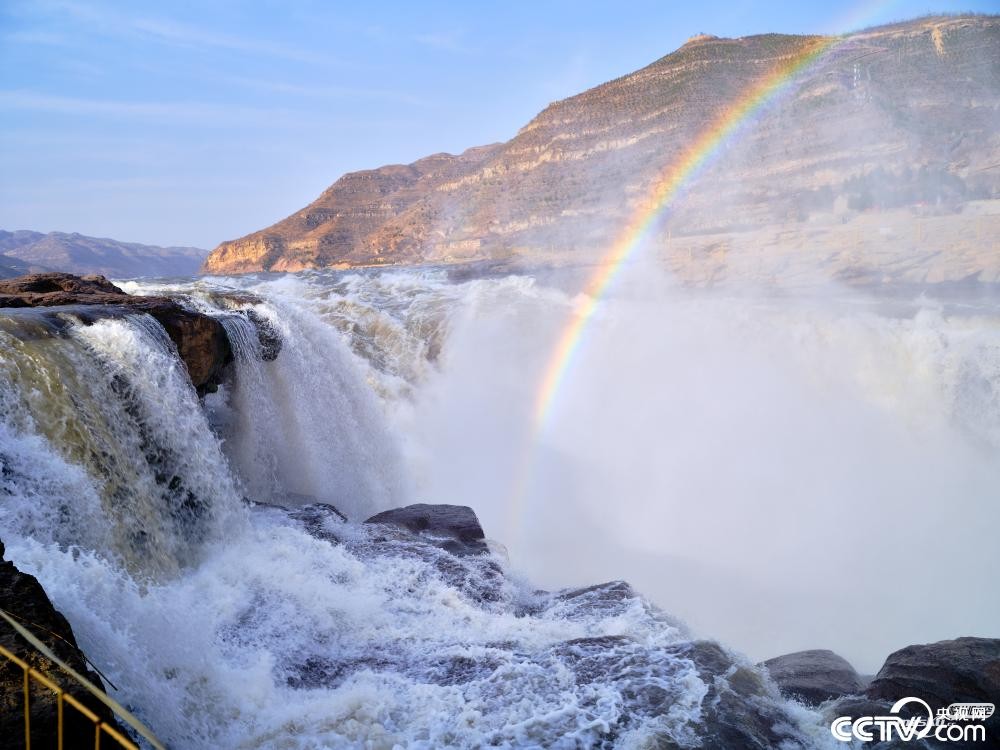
[{"x1": 204, "y1": 16, "x2": 1000, "y2": 286}]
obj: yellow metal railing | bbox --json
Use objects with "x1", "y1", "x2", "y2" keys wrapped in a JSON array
[{"x1": 0, "y1": 609, "x2": 165, "y2": 750}]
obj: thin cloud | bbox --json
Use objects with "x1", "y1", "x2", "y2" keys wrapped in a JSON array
[
  {"x1": 0, "y1": 91, "x2": 414, "y2": 132},
  {"x1": 21, "y1": 0, "x2": 354, "y2": 67},
  {"x1": 1, "y1": 29, "x2": 67, "y2": 46},
  {"x1": 0, "y1": 90, "x2": 305, "y2": 124},
  {"x1": 215, "y1": 73, "x2": 426, "y2": 107},
  {"x1": 2, "y1": 175, "x2": 253, "y2": 193},
  {"x1": 413, "y1": 29, "x2": 471, "y2": 53},
  {"x1": 127, "y1": 17, "x2": 347, "y2": 67}
]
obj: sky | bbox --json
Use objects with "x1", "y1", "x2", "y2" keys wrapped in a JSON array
[{"x1": 1, "y1": 0, "x2": 995, "y2": 248}]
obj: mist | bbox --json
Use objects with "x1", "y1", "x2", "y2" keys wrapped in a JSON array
[
  {"x1": 367, "y1": 19, "x2": 1000, "y2": 676},
  {"x1": 398, "y1": 262, "x2": 1000, "y2": 674}
]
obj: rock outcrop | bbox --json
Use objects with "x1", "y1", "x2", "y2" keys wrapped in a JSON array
[
  {"x1": 867, "y1": 637, "x2": 1000, "y2": 708},
  {"x1": 0, "y1": 273, "x2": 232, "y2": 395},
  {"x1": 762, "y1": 648, "x2": 866, "y2": 704},
  {"x1": 0, "y1": 540, "x2": 123, "y2": 749},
  {"x1": 364, "y1": 503, "x2": 488, "y2": 556},
  {"x1": 867, "y1": 637, "x2": 1000, "y2": 746},
  {"x1": 673, "y1": 640, "x2": 809, "y2": 750},
  {"x1": 799, "y1": 638, "x2": 1000, "y2": 748},
  {"x1": 279, "y1": 503, "x2": 822, "y2": 747},
  {"x1": 204, "y1": 15, "x2": 1000, "y2": 287}
]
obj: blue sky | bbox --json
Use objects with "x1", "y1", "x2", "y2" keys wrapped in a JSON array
[{"x1": 1, "y1": 1, "x2": 994, "y2": 248}]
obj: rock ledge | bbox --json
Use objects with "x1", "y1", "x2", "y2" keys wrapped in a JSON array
[{"x1": 0, "y1": 273, "x2": 232, "y2": 395}]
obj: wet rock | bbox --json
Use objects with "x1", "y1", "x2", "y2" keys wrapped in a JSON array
[
  {"x1": 260, "y1": 501, "x2": 820, "y2": 747},
  {"x1": 286, "y1": 650, "x2": 501, "y2": 691},
  {"x1": 762, "y1": 648, "x2": 866, "y2": 704},
  {"x1": 0, "y1": 272, "x2": 232, "y2": 395},
  {"x1": 0, "y1": 539, "x2": 124, "y2": 749},
  {"x1": 352, "y1": 523, "x2": 506, "y2": 605},
  {"x1": 677, "y1": 640, "x2": 808, "y2": 750},
  {"x1": 364, "y1": 503, "x2": 488, "y2": 557},
  {"x1": 551, "y1": 580, "x2": 684, "y2": 631},
  {"x1": 288, "y1": 503, "x2": 348, "y2": 543},
  {"x1": 148, "y1": 303, "x2": 231, "y2": 394},
  {"x1": 540, "y1": 635, "x2": 814, "y2": 749},
  {"x1": 556, "y1": 581, "x2": 639, "y2": 613},
  {"x1": 867, "y1": 637, "x2": 1000, "y2": 707},
  {"x1": 245, "y1": 308, "x2": 282, "y2": 361},
  {"x1": 867, "y1": 637, "x2": 1000, "y2": 746},
  {"x1": 420, "y1": 653, "x2": 501, "y2": 686},
  {"x1": 285, "y1": 654, "x2": 393, "y2": 690},
  {"x1": 276, "y1": 503, "x2": 503, "y2": 604}
]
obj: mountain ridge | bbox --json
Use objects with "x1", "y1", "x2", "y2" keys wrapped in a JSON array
[
  {"x1": 203, "y1": 15, "x2": 1000, "y2": 285},
  {"x1": 1, "y1": 229, "x2": 208, "y2": 279}
]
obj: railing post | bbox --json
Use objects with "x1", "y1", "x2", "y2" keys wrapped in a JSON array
[
  {"x1": 23, "y1": 666, "x2": 31, "y2": 750},
  {"x1": 3, "y1": 617, "x2": 161, "y2": 750},
  {"x1": 58, "y1": 692, "x2": 64, "y2": 750}
]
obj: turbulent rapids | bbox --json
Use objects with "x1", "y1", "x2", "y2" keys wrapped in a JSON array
[{"x1": 1, "y1": 268, "x2": 999, "y2": 748}]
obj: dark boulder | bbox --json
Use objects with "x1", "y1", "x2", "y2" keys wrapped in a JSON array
[
  {"x1": 355, "y1": 505, "x2": 502, "y2": 603},
  {"x1": 762, "y1": 648, "x2": 866, "y2": 704},
  {"x1": 867, "y1": 637, "x2": 1000, "y2": 747},
  {"x1": 199, "y1": 291, "x2": 282, "y2": 361},
  {"x1": 0, "y1": 540, "x2": 124, "y2": 749},
  {"x1": 364, "y1": 503, "x2": 488, "y2": 557},
  {"x1": 867, "y1": 637, "x2": 1000, "y2": 707},
  {"x1": 245, "y1": 308, "x2": 282, "y2": 361},
  {"x1": 0, "y1": 272, "x2": 232, "y2": 395}
]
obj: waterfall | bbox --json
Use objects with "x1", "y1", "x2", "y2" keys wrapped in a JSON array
[
  {"x1": 2, "y1": 271, "x2": 997, "y2": 748},
  {"x1": 0, "y1": 309, "x2": 244, "y2": 576},
  {"x1": 206, "y1": 296, "x2": 409, "y2": 519}
]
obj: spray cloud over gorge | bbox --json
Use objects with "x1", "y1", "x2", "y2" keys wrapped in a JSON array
[{"x1": 399, "y1": 268, "x2": 1000, "y2": 670}]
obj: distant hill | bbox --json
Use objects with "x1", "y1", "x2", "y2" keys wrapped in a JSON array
[
  {"x1": 0, "y1": 230, "x2": 208, "y2": 279},
  {"x1": 203, "y1": 14, "x2": 1000, "y2": 286}
]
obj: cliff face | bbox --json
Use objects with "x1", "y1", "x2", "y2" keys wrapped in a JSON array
[
  {"x1": 203, "y1": 15, "x2": 1000, "y2": 283},
  {"x1": 205, "y1": 146, "x2": 502, "y2": 273}
]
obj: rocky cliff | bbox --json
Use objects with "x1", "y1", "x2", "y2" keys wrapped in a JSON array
[{"x1": 204, "y1": 15, "x2": 1000, "y2": 286}]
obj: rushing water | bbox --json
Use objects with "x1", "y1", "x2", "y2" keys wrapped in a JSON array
[{"x1": 1, "y1": 267, "x2": 998, "y2": 747}]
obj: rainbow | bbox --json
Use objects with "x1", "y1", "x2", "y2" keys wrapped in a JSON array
[
  {"x1": 505, "y1": 4, "x2": 905, "y2": 544},
  {"x1": 531, "y1": 34, "x2": 839, "y2": 431}
]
